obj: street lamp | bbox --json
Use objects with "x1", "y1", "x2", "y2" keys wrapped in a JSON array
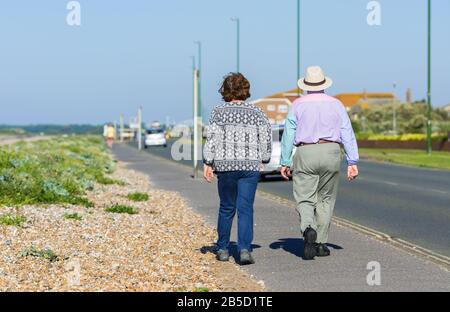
[
  {"x1": 426, "y1": 0, "x2": 432, "y2": 154},
  {"x1": 392, "y1": 82, "x2": 397, "y2": 134},
  {"x1": 296, "y1": 0, "x2": 301, "y2": 96},
  {"x1": 194, "y1": 41, "x2": 202, "y2": 118},
  {"x1": 231, "y1": 17, "x2": 240, "y2": 73},
  {"x1": 191, "y1": 55, "x2": 196, "y2": 119},
  {"x1": 193, "y1": 41, "x2": 203, "y2": 178}
]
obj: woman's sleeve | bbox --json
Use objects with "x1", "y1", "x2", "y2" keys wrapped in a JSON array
[
  {"x1": 258, "y1": 111, "x2": 272, "y2": 164},
  {"x1": 203, "y1": 108, "x2": 218, "y2": 166}
]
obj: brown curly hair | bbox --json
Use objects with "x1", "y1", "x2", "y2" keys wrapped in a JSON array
[{"x1": 219, "y1": 73, "x2": 251, "y2": 102}]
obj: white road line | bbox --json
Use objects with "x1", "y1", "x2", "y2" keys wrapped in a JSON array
[
  {"x1": 356, "y1": 176, "x2": 449, "y2": 196},
  {"x1": 431, "y1": 189, "x2": 449, "y2": 195}
]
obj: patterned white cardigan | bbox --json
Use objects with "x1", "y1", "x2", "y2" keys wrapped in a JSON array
[{"x1": 203, "y1": 102, "x2": 272, "y2": 172}]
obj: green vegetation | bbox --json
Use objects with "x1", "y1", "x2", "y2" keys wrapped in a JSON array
[
  {"x1": 105, "y1": 204, "x2": 138, "y2": 215},
  {"x1": 127, "y1": 192, "x2": 149, "y2": 202},
  {"x1": 0, "y1": 214, "x2": 27, "y2": 227},
  {"x1": 0, "y1": 124, "x2": 103, "y2": 135},
  {"x1": 194, "y1": 287, "x2": 210, "y2": 292},
  {"x1": 0, "y1": 128, "x2": 26, "y2": 135},
  {"x1": 356, "y1": 133, "x2": 448, "y2": 141},
  {"x1": 351, "y1": 102, "x2": 450, "y2": 139},
  {"x1": 360, "y1": 148, "x2": 450, "y2": 170},
  {"x1": 19, "y1": 246, "x2": 58, "y2": 262},
  {"x1": 64, "y1": 212, "x2": 82, "y2": 221},
  {"x1": 0, "y1": 135, "x2": 119, "y2": 207}
]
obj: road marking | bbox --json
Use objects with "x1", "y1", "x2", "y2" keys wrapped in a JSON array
[
  {"x1": 358, "y1": 176, "x2": 449, "y2": 197},
  {"x1": 432, "y1": 189, "x2": 449, "y2": 195},
  {"x1": 257, "y1": 190, "x2": 450, "y2": 271}
]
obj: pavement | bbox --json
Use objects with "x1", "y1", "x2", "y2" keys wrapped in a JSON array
[
  {"x1": 135, "y1": 139, "x2": 450, "y2": 258},
  {"x1": 113, "y1": 143, "x2": 450, "y2": 292}
]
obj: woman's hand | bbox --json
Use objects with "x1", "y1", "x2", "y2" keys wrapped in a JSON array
[
  {"x1": 203, "y1": 165, "x2": 214, "y2": 183},
  {"x1": 280, "y1": 166, "x2": 292, "y2": 181}
]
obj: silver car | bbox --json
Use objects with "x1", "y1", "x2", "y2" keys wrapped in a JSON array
[{"x1": 260, "y1": 125, "x2": 295, "y2": 179}]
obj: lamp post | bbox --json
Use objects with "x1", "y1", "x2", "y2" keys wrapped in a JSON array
[
  {"x1": 120, "y1": 114, "x2": 124, "y2": 142},
  {"x1": 392, "y1": 82, "x2": 397, "y2": 134},
  {"x1": 194, "y1": 41, "x2": 202, "y2": 118},
  {"x1": 297, "y1": 0, "x2": 301, "y2": 96},
  {"x1": 426, "y1": 0, "x2": 432, "y2": 154},
  {"x1": 231, "y1": 17, "x2": 240, "y2": 73},
  {"x1": 137, "y1": 106, "x2": 142, "y2": 151},
  {"x1": 193, "y1": 41, "x2": 203, "y2": 178}
]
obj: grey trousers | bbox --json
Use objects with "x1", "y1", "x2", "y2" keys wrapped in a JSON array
[{"x1": 292, "y1": 143, "x2": 341, "y2": 243}]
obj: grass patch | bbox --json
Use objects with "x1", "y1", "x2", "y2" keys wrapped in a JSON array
[
  {"x1": 359, "y1": 148, "x2": 450, "y2": 170},
  {"x1": 0, "y1": 135, "x2": 119, "y2": 207},
  {"x1": 0, "y1": 214, "x2": 26, "y2": 227},
  {"x1": 194, "y1": 287, "x2": 210, "y2": 292},
  {"x1": 19, "y1": 246, "x2": 58, "y2": 262},
  {"x1": 63, "y1": 212, "x2": 82, "y2": 221},
  {"x1": 105, "y1": 204, "x2": 137, "y2": 215},
  {"x1": 126, "y1": 192, "x2": 149, "y2": 202},
  {"x1": 96, "y1": 174, "x2": 125, "y2": 186}
]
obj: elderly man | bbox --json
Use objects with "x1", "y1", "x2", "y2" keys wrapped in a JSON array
[{"x1": 280, "y1": 66, "x2": 359, "y2": 260}]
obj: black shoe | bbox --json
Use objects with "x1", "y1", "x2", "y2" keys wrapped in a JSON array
[
  {"x1": 303, "y1": 227, "x2": 317, "y2": 260},
  {"x1": 239, "y1": 249, "x2": 255, "y2": 265},
  {"x1": 216, "y1": 249, "x2": 230, "y2": 262},
  {"x1": 315, "y1": 243, "x2": 331, "y2": 257}
]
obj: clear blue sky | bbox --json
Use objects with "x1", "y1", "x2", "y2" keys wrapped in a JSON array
[{"x1": 0, "y1": 0, "x2": 449, "y2": 125}]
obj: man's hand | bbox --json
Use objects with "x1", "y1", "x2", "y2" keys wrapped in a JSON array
[
  {"x1": 280, "y1": 166, "x2": 292, "y2": 181},
  {"x1": 347, "y1": 165, "x2": 359, "y2": 181},
  {"x1": 203, "y1": 164, "x2": 214, "y2": 183}
]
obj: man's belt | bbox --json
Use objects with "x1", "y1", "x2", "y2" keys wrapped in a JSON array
[{"x1": 295, "y1": 139, "x2": 339, "y2": 147}]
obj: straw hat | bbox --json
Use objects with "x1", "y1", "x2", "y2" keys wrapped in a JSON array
[{"x1": 298, "y1": 66, "x2": 333, "y2": 91}]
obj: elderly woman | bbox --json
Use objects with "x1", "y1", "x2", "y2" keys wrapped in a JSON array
[{"x1": 203, "y1": 73, "x2": 272, "y2": 265}]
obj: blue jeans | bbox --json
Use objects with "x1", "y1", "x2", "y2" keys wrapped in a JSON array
[{"x1": 216, "y1": 171, "x2": 260, "y2": 252}]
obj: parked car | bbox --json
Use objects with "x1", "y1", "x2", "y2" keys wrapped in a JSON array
[
  {"x1": 260, "y1": 125, "x2": 296, "y2": 179},
  {"x1": 144, "y1": 128, "x2": 167, "y2": 148}
]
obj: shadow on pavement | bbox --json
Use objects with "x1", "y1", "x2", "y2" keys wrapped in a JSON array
[
  {"x1": 269, "y1": 238, "x2": 343, "y2": 258},
  {"x1": 200, "y1": 242, "x2": 262, "y2": 263}
]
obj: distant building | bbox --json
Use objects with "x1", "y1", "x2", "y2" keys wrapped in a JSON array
[
  {"x1": 252, "y1": 88, "x2": 302, "y2": 125},
  {"x1": 443, "y1": 104, "x2": 450, "y2": 116},
  {"x1": 406, "y1": 88, "x2": 412, "y2": 104},
  {"x1": 335, "y1": 91, "x2": 396, "y2": 111},
  {"x1": 254, "y1": 88, "x2": 397, "y2": 124}
]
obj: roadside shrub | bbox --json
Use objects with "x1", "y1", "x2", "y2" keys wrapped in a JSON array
[
  {"x1": 105, "y1": 204, "x2": 137, "y2": 215},
  {"x1": 127, "y1": 192, "x2": 149, "y2": 202},
  {"x1": 0, "y1": 214, "x2": 26, "y2": 227},
  {"x1": 362, "y1": 133, "x2": 448, "y2": 141},
  {"x1": 0, "y1": 136, "x2": 116, "y2": 207},
  {"x1": 19, "y1": 247, "x2": 58, "y2": 262},
  {"x1": 64, "y1": 212, "x2": 82, "y2": 221}
]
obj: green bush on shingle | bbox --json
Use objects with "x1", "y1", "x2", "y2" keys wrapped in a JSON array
[{"x1": 0, "y1": 135, "x2": 119, "y2": 207}]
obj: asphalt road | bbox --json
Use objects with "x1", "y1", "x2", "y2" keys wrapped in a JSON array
[
  {"x1": 134, "y1": 139, "x2": 450, "y2": 257},
  {"x1": 115, "y1": 143, "x2": 450, "y2": 291}
]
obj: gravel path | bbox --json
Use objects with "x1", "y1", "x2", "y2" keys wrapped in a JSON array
[{"x1": 0, "y1": 162, "x2": 262, "y2": 292}]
